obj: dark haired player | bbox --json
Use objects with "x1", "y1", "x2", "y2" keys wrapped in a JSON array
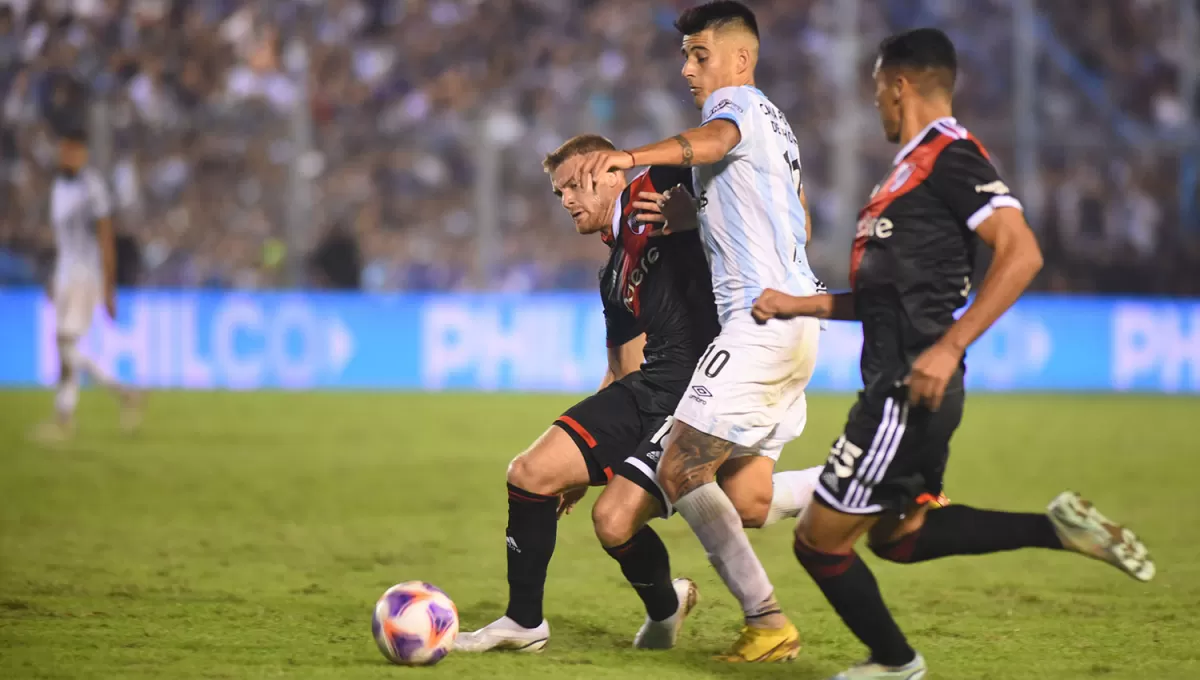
[
  {"x1": 752, "y1": 28, "x2": 1155, "y2": 679},
  {"x1": 574, "y1": 1, "x2": 823, "y2": 661},
  {"x1": 455, "y1": 134, "x2": 822, "y2": 654},
  {"x1": 34, "y1": 77, "x2": 140, "y2": 443}
]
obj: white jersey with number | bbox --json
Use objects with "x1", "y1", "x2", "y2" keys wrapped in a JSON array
[
  {"x1": 673, "y1": 85, "x2": 822, "y2": 453},
  {"x1": 51, "y1": 168, "x2": 111, "y2": 289},
  {"x1": 693, "y1": 85, "x2": 816, "y2": 324},
  {"x1": 50, "y1": 168, "x2": 111, "y2": 336}
]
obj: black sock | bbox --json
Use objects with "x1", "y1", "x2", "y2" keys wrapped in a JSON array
[
  {"x1": 794, "y1": 538, "x2": 915, "y2": 667},
  {"x1": 872, "y1": 505, "x2": 1063, "y2": 563},
  {"x1": 504, "y1": 483, "x2": 559, "y2": 628},
  {"x1": 604, "y1": 526, "x2": 678, "y2": 622}
]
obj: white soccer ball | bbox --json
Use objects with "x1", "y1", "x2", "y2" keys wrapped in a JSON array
[{"x1": 371, "y1": 581, "x2": 459, "y2": 666}]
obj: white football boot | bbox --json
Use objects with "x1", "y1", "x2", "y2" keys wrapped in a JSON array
[
  {"x1": 633, "y1": 577, "x2": 699, "y2": 650},
  {"x1": 453, "y1": 616, "x2": 549, "y2": 653},
  {"x1": 1047, "y1": 491, "x2": 1156, "y2": 582},
  {"x1": 829, "y1": 653, "x2": 927, "y2": 679}
]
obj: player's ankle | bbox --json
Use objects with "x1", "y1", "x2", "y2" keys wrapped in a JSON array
[{"x1": 745, "y1": 611, "x2": 788, "y2": 629}]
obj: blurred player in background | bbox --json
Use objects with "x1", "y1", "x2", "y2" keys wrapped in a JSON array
[
  {"x1": 456, "y1": 134, "x2": 821, "y2": 655},
  {"x1": 35, "y1": 77, "x2": 140, "y2": 443},
  {"x1": 575, "y1": 1, "x2": 821, "y2": 661},
  {"x1": 752, "y1": 28, "x2": 1155, "y2": 679}
]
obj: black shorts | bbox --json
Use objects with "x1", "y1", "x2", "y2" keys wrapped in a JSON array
[
  {"x1": 553, "y1": 374, "x2": 674, "y2": 515},
  {"x1": 814, "y1": 378, "x2": 964, "y2": 515}
]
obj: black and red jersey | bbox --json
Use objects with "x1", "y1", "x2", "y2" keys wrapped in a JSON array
[
  {"x1": 600, "y1": 166, "x2": 719, "y2": 410},
  {"x1": 851, "y1": 117, "x2": 1023, "y2": 391}
]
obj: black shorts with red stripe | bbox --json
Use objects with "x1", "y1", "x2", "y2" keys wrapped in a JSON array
[{"x1": 553, "y1": 373, "x2": 674, "y2": 514}]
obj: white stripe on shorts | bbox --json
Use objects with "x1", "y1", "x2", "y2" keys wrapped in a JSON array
[
  {"x1": 867, "y1": 402, "x2": 909, "y2": 487},
  {"x1": 844, "y1": 398, "x2": 895, "y2": 507},
  {"x1": 847, "y1": 398, "x2": 901, "y2": 508},
  {"x1": 624, "y1": 456, "x2": 672, "y2": 517},
  {"x1": 854, "y1": 402, "x2": 910, "y2": 508}
]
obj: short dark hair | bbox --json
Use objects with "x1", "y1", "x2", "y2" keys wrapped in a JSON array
[
  {"x1": 45, "y1": 75, "x2": 90, "y2": 142},
  {"x1": 877, "y1": 27, "x2": 957, "y2": 92},
  {"x1": 674, "y1": 1, "x2": 758, "y2": 39},
  {"x1": 543, "y1": 134, "x2": 616, "y2": 173}
]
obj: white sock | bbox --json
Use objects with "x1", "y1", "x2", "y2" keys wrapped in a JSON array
[
  {"x1": 763, "y1": 467, "x2": 822, "y2": 527},
  {"x1": 673, "y1": 482, "x2": 776, "y2": 618},
  {"x1": 55, "y1": 375, "x2": 79, "y2": 421}
]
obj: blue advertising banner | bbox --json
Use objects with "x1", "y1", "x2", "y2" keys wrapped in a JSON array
[{"x1": 0, "y1": 289, "x2": 1197, "y2": 393}]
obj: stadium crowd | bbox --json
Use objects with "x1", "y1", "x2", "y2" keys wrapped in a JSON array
[{"x1": 1, "y1": 0, "x2": 1197, "y2": 293}]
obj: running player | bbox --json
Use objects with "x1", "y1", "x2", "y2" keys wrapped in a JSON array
[
  {"x1": 751, "y1": 28, "x2": 1155, "y2": 679},
  {"x1": 456, "y1": 134, "x2": 822, "y2": 654},
  {"x1": 574, "y1": 1, "x2": 820, "y2": 661},
  {"x1": 36, "y1": 80, "x2": 140, "y2": 443}
]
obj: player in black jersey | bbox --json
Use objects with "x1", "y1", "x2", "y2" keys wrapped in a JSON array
[
  {"x1": 751, "y1": 29, "x2": 1155, "y2": 679},
  {"x1": 456, "y1": 134, "x2": 823, "y2": 655}
]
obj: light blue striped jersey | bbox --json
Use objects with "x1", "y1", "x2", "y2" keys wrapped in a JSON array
[{"x1": 693, "y1": 85, "x2": 816, "y2": 323}]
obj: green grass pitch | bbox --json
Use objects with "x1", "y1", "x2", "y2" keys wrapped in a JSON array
[{"x1": 0, "y1": 391, "x2": 1197, "y2": 679}]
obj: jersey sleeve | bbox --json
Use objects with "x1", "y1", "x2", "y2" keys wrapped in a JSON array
[
  {"x1": 700, "y1": 86, "x2": 753, "y2": 158},
  {"x1": 926, "y1": 139, "x2": 1023, "y2": 230},
  {"x1": 84, "y1": 170, "x2": 113, "y2": 221}
]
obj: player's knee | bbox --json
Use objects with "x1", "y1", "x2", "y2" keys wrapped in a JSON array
[
  {"x1": 506, "y1": 453, "x2": 563, "y2": 496},
  {"x1": 591, "y1": 498, "x2": 638, "y2": 548},
  {"x1": 729, "y1": 492, "x2": 771, "y2": 528}
]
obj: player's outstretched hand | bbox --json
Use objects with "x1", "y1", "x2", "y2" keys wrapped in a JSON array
[
  {"x1": 575, "y1": 150, "x2": 635, "y2": 192},
  {"x1": 633, "y1": 185, "x2": 699, "y2": 236},
  {"x1": 907, "y1": 340, "x2": 964, "y2": 411},
  {"x1": 751, "y1": 289, "x2": 798, "y2": 324},
  {"x1": 557, "y1": 486, "x2": 588, "y2": 519}
]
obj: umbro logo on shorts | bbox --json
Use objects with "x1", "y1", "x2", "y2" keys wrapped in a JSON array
[{"x1": 692, "y1": 386, "x2": 713, "y2": 398}]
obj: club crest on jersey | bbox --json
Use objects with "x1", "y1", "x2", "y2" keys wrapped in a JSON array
[
  {"x1": 627, "y1": 214, "x2": 647, "y2": 235},
  {"x1": 888, "y1": 162, "x2": 915, "y2": 192}
]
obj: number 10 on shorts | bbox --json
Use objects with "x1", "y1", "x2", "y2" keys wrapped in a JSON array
[{"x1": 827, "y1": 436, "x2": 865, "y2": 479}]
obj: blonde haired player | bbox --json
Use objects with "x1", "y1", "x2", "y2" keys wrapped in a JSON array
[{"x1": 36, "y1": 113, "x2": 140, "y2": 442}]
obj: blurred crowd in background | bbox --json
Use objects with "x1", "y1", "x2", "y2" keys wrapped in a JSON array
[{"x1": 1, "y1": 0, "x2": 1198, "y2": 294}]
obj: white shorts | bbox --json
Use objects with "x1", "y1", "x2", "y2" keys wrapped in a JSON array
[
  {"x1": 53, "y1": 273, "x2": 101, "y2": 338},
  {"x1": 673, "y1": 310, "x2": 821, "y2": 460}
]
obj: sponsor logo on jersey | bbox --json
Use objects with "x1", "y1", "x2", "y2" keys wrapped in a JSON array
[
  {"x1": 646, "y1": 449, "x2": 662, "y2": 463},
  {"x1": 622, "y1": 246, "x2": 660, "y2": 313},
  {"x1": 855, "y1": 216, "x2": 894, "y2": 240},
  {"x1": 974, "y1": 180, "x2": 1010, "y2": 195},
  {"x1": 506, "y1": 536, "x2": 521, "y2": 553},
  {"x1": 691, "y1": 385, "x2": 712, "y2": 398}
]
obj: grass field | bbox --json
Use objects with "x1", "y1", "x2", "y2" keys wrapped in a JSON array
[{"x1": 0, "y1": 391, "x2": 1197, "y2": 679}]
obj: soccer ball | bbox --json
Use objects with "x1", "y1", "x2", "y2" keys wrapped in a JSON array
[{"x1": 372, "y1": 582, "x2": 459, "y2": 666}]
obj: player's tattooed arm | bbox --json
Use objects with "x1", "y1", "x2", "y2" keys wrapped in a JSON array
[
  {"x1": 618, "y1": 120, "x2": 741, "y2": 169},
  {"x1": 658, "y1": 421, "x2": 735, "y2": 501},
  {"x1": 673, "y1": 135, "x2": 694, "y2": 166}
]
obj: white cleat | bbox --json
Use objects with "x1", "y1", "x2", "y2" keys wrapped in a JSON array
[
  {"x1": 30, "y1": 420, "x2": 73, "y2": 445},
  {"x1": 829, "y1": 653, "x2": 927, "y2": 679},
  {"x1": 633, "y1": 577, "x2": 699, "y2": 650},
  {"x1": 453, "y1": 616, "x2": 549, "y2": 653},
  {"x1": 1048, "y1": 491, "x2": 1155, "y2": 582}
]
